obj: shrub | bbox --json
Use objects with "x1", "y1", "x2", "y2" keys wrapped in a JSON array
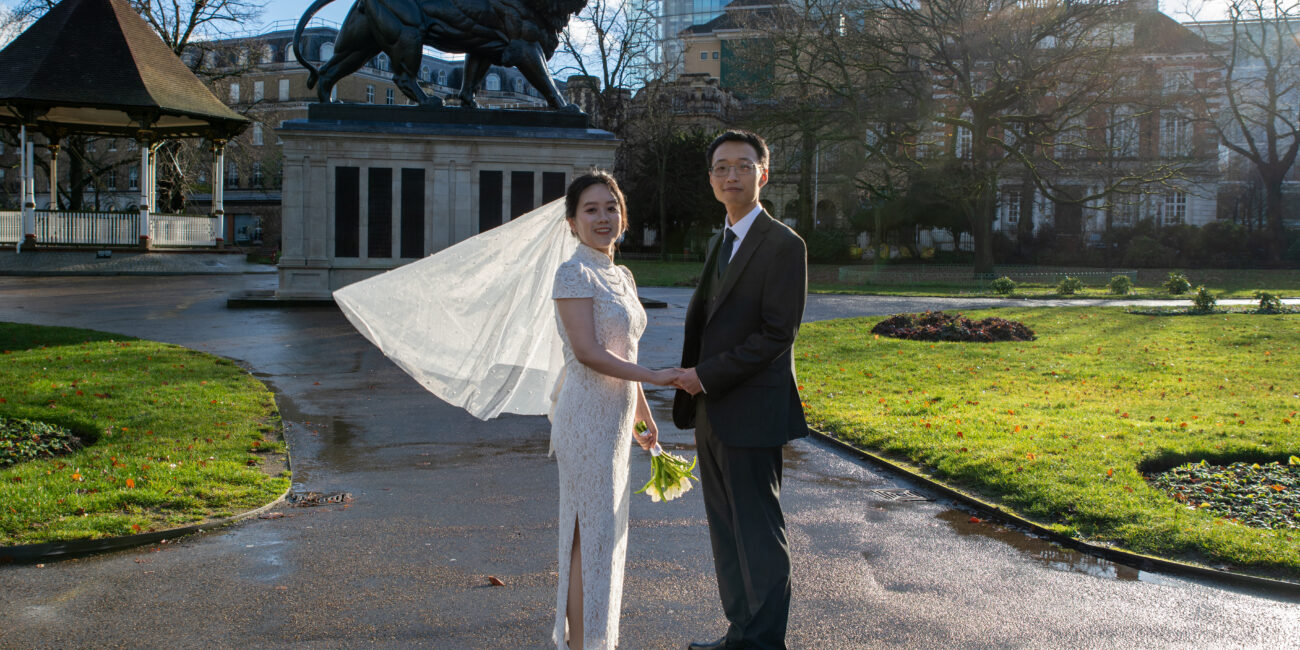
[
  {"x1": 0, "y1": 417, "x2": 82, "y2": 467},
  {"x1": 1191, "y1": 286, "x2": 1217, "y2": 313},
  {"x1": 1163, "y1": 272, "x2": 1192, "y2": 295},
  {"x1": 990, "y1": 276, "x2": 1016, "y2": 295},
  {"x1": 1107, "y1": 275, "x2": 1133, "y2": 295},
  {"x1": 801, "y1": 228, "x2": 854, "y2": 264},
  {"x1": 1123, "y1": 235, "x2": 1176, "y2": 268},
  {"x1": 1255, "y1": 290, "x2": 1283, "y2": 313},
  {"x1": 870, "y1": 311, "x2": 1036, "y2": 342},
  {"x1": 1057, "y1": 276, "x2": 1084, "y2": 295}
]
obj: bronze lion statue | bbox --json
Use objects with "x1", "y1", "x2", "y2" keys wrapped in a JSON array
[{"x1": 293, "y1": 0, "x2": 587, "y2": 112}]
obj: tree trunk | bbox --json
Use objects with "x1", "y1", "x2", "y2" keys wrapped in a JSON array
[
  {"x1": 972, "y1": 184, "x2": 996, "y2": 275},
  {"x1": 658, "y1": 152, "x2": 669, "y2": 261},
  {"x1": 1264, "y1": 173, "x2": 1286, "y2": 263},
  {"x1": 797, "y1": 129, "x2": 816, "y2": 232},
  {"x1": 66, "y1": 138, "x2": 86, "y2": 211}
]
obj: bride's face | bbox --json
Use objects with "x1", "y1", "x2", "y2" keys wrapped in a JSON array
[{"x1": 570, "y1": 183, "x2": 622, "y2": 254}]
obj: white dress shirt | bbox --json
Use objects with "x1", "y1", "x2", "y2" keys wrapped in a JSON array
[{"x1": 722, "y1": 204, "x2": 763, "y2": 263}]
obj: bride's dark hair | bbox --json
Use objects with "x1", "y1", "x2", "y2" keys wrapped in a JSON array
[{"x1": 564, "y1": 171, "x2": 628, "y2": 247}]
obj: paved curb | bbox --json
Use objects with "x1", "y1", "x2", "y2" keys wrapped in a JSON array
[
  {"x1": 0, "y1": 482, "x2": 291, "y2": 564},
  {"x1": 808, "y1": 428, "x2": 1300, "y2": 598}
]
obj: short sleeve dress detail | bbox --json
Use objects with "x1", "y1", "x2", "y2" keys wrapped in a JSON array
[{"x1": 550, "y1": 244, "x2": 647, "y2": 649}]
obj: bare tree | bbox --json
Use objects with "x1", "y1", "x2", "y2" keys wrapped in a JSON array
[
  {"x1": 556, "y1": 0, "x2": 661, "y2": 132},
  {"x1": 729, "y1": 0, "x2": 1198, "y2": 273},
  {"x1": 3, "y1": 0, "x2": 262, "y2": 56},
  {"x1": 1189, "y1": 0, "x2": 1300, "y2": 262}
]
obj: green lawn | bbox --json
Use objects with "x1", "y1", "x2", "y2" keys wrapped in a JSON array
[
  {"x1": 0, "y1": 323, "x2": 289, "y2": 546},
  {"x1": 795, "y1": 308, "x2": 1300, "y2": 579},
  {"x1": 619, "y1": 258, "x2": 1300, "y2": 299}
]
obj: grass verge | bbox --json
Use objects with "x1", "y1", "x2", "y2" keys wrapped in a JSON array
[
  {"x1": 796, "y1": 308, "x2": 1299, "y2": 579},
  {"x1": 0, "y1": 322, "x2": 289, "y2": 547},
  {"x1": 619, "y1": 259, "x2": 1300, "y2": 299}
]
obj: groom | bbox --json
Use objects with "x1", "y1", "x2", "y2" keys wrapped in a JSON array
[{"x1": 672, "y1": 130, "x2": 808, "y2": 650}]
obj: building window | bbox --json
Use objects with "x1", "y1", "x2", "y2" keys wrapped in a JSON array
[
  {"x1": 1162, "y1": 191, "x2": 1186, "y2": 225},
  {"x1": 230, "y1": 82, "x2": 240, "y2": 103},
  {"x1": 253, "y1": 80, "x2": 264, "y2": 102},
  {"x1": 955, "y1": 124, "x2": 972, "y2": 159},
  {"x1": 485, "y1": 74, "x2": 500, "y2": 91},
  {"x1": 437, "y1": 70, "x2": 447, "y2": 86},
  {"x1": 513, "y1": 78, "x2": 524, "y2": 93},
  {"x1": 279, "y1": 78, "x2": 290, "y2": 101},
  {"x1": 366, "y1": 85, "x2": 375, "y2": 103},
  {"x1": 227, "y1": 163, "x2": 239, "y2": 188},
  {"x1": 108, "y1": 139, "x2": 117, "y2": 151},
  {"x1": 127, "y1": 139, "x2": 138, "y2": 152},
  {"x1": 420, "y1": 65, "x2": 431, "y2": 81},
  {"x1": 701, "y1": 51, "x2": 708, "y2": 60},
  {"x1": 1001, "y1": 191, "x2": 1021, "y2": 225},
  {"x1": 1112, "y1": 199, "x2": 1138, "y2": 226},
  {"x1": 252, "y1": 123, "x2": 263, "y2": 146},
  {"x1": 261, "y1": 44, "x2": 274, "y2": 64},
  {"x1": 128, "y1": 167, "x2": 139, "y2": 190},
  {"x1": 377, "y1": 53, "x2": 389, "y2": 71},
  {"x1": 107, "y1": 169, "x2": 117, "y2": 189},
  {"x1": 320, "y1": 41, "x2": 334, "y2": 61},
  {"x1": 386, "y1": 88, "x2": 394, "y2": 104},
  {"x1": 1112, "y1": 109, "x2": 1139, "y2": 158},
  {"x1": 85, "y1": 139, "x2": 94, "y2": 152},
  {"x1": 712, "y1": 51, "x2": 719, "y2": 59},
  {"x1": 1161, "y1": 113, "x2": 1190, "y2": 158},
  {"x1": 252, "y1": 161, "x2": 263, "y2": 187}
]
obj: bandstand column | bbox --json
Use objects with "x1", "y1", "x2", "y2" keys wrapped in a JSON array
[
  {"x1": 211, "y1": 139, "x2": 226, "y2": 247},
  {"x1": 47, "y1": 140, "x2": 60, "y2": 211},
  {"x1": 138, "y1": 134, "x2": 152, "y2": 249},
  {"x1": 20, "y1": 125, "x2": 35, "y2": 246}
]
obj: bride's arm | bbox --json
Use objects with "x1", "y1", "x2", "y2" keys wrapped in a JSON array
[
  {"x1": 632, "y1": 383, "x2": 659, "y2": 450},
  {"x1": 556, "y1": 298, "x2": 678, "y2": 385}
]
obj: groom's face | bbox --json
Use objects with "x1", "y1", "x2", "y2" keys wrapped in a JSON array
[{"x1": 709, "y1": 141, "x2": 768, "y2": 213}]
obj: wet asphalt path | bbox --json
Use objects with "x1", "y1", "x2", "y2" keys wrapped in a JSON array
[{"x1": 0, "y1": 275, "x2": 1296, "y2": 649}]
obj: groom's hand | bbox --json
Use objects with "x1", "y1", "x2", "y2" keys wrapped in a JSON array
[{"x1": 674, "y1": 368, "x2": 704, "y2": 395}]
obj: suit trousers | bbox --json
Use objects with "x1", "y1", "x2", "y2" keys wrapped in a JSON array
[{"x1": 695, "y1": 399, "x2": 791, "y2": 650}]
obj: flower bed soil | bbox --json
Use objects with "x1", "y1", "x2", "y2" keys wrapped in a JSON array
[
  {"x1": 870, "y1": 311, "x2": 1036, "y2": 342},
  {"x1": 1148, "y1": 460, "x2": 1299, "y2": 530}
]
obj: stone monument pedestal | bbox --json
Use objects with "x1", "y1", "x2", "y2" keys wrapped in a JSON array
[{"x1": 275, "y1": 104, "x2": 618, "y2": 300}]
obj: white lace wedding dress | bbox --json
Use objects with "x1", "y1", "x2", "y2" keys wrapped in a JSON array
[{"x1": 550, "y1": 243, "x2": 647, "y2": 649}]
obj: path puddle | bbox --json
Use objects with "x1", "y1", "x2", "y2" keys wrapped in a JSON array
[{"x1": 936, "y1": 509, "x2": 1178, "y2": 585}]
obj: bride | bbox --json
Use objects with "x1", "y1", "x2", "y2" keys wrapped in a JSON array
[
  {"x1": 334, "y1": 170, "x2": 680, "y2": 649},
  {"x1": 551, "y1": 171, "x2": 680, "y2": 648}
]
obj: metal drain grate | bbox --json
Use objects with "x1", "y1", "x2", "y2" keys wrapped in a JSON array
[
  {"x1": 287, "y1": 491, "x2": 353, "y2": 507},
  {"x1": 871, "y1": 488, "x2": 930, "y2": 502}
]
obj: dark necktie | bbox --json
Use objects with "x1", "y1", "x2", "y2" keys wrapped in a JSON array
[{"x1": 716, "y1": 228, "x2": 737, "y2": 278}]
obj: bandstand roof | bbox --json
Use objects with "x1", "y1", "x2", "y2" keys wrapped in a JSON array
[{"x1": 0, "y1": 0, "x2": 249, "y2": 141}]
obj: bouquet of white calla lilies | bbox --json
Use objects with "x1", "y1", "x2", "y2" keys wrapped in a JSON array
[{"x1": 634, "y1": 421, "x2": 699, "y2": 502}]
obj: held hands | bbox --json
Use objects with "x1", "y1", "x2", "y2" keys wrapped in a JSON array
[
  {"x1": 672, "y1": 367, "x2": 703, "y2": 396},
  {"x1": 647, "y1": 367, "x2": 686, "y2": 386},
  {"x1": 645, "y1": 367, "x2": 703, "y2": 396}
]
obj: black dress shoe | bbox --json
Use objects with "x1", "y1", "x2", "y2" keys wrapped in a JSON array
[{"x1": 687, "y1": 638, "x2": 732, "y2": 650}]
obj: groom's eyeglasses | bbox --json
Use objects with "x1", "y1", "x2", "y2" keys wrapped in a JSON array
[{"x1": 709, "y1": 162, "x2": 760, "y2": 177}]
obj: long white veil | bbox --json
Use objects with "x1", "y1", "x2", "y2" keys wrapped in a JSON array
[{"x1": 333, "y1": 199, "x2": 576, "y2": 420}]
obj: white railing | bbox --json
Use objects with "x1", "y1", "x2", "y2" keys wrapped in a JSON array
[
  {"x1": 36, "y1": 210, "x2": 138, "y2": 246},
  {"x1": 150, "y1": 214, "x2": 217, "y2": 247},
  {"x1": 0, "y1": 211, "x2": 20, "y2": 244}
]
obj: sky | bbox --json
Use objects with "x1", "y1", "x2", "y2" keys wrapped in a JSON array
[{"x1": 0, "y1": 0, "x2": 1243, "y2": 49}]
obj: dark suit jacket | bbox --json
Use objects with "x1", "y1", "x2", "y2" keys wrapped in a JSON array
[{"x1": 672, "y1": 210, "x2": 809, "y2": 448}]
